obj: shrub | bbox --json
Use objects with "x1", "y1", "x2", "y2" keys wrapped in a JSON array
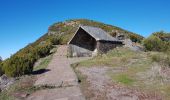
[
  {"x1": 143, "y1": 35, "x2": 164, "y2": 51},
  {"x1": 143, "y1": 31, "x2": 170, "y2": 52},
  {"x1": 3, "y1": 41, "x2": 53, "y2": 77},
  {"x1": 129, "y1": 34, "x2": 141, "y2": 43},
  {"x1": 49, "y1": 35, "x2": 63, "y2": 45},
  {"x1": 0, "y1": 62, "x2": 4, "y2": 76}
]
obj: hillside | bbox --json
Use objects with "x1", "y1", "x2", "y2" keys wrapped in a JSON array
[
  {"x1": 48, "y1": 19, "x2": 144, "y2": 44},
  {"x1": 72, "y1": 48, "x2": 170, "y2": 100},
  {"x1": 1, "y1": 19, "x2": 170, "y2": 100},
  {"x1": 0, "y1": 19, "x2": 144, "y2": 77}
]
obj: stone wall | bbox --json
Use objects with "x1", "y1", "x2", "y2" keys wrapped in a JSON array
[
  {"x1": 68, "y1": 44, "x2": 93, "y2": 57},
  {"x1": 97, "y1": 40, "x2": 123, "y2": 54}
]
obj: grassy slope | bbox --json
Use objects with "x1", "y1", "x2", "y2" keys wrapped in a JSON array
[
  {"x1": 9, "y1": 19, "x2": 144, "y2": 60},
  {"x1": 0, "y1": 47, "x2": 57, "y2": 100},
  {"x1": 0, "y1": 19, "x2": 144, "y2": 98},
  {"x1": 73, "y1": 48, "x2": 170, "y2": 99},
  {"x1": 1, "y1": 19, "x2": 144, "y2": 77},
  {"x1": 49, "y1": 19, "x2": 144, "y2": 44}
]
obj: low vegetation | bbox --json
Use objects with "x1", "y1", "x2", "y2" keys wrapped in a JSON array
[
  {"x1": 112, "y1": 73, "x2": 134, "y2": 85},
  {"x1": 151, "y1": 52, "x2": 170, "y2": 67},
  {"x1": 0, "y1": 60, "x2": 3, "y2": 76},
  {"x1": 33, "y1": 54, "x2": 53, "y2": 72},
  {"x1": 72, "y1": 31, "x2": 170, "y2": 99},
  {"x1": 143, "y1": 31, "x2": 170, "y2": 69},
  {"x1": 0, "y1": 76, "x2": 35, "y2": 100},
  {"x1": 73, "y1": 47, "x2": 170, "y2": 99},
  {"x1": 0, "y1": 75, "x2": 56, "y2": 100},
  {"x1": 143, "y1": 31, "x2": 170, "y2": 52},
  {"x1": 75, "y1": 47, "x2": 137, "y2": 67},
  {"x1": 1, "y1": 34, "x2": 59, "y2": 77},
  {"x1": 0, "y1": 52, "x2": 54, "y2": 100},
  {"x1": 49, "y1": 19, "x2": 143, "y2": 44},
  {"x1": 2, "y1": 41, "x2": 53, "y2": 77}
]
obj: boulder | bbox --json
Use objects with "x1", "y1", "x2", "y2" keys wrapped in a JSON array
[
  {"x1": 123, "y1": 39, "x2": 144, "y2": 51},
  {"x1": 0, "y1": 74, "x2": 15, "y2": 91}
]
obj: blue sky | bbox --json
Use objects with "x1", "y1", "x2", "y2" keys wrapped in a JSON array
[{"x1": 0, "y1": 0, "x2": 170, "y2": 59}]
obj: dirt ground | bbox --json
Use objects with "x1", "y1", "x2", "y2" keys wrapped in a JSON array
[{"x1": 77, "y1": 66, "x2": 163, "y2": 100}]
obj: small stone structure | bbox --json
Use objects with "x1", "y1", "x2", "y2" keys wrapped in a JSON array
[{"x1": 68, "y1": 26, "x2": 123, "y2": 57}]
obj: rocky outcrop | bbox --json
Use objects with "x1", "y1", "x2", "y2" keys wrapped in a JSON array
[
  {"x1": 0, "y1": 74, "x2": 15, "y2": 92},
  {"x1": 122, "y1": 39, "x2": 144, "y2": 51},
  {"x1": 0, "y1": 56, "x2": 2, "y2": 62}
]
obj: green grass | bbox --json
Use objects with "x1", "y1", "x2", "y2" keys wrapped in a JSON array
[
  {"x1": 73, "y1": 47, "x2": 170, "y2": 99},
  {"x1": 0, "y1": 92, "x2": 14, "y2": 100},
  {"x1": 112, "y1": 74, "x2": 134, "y2": 85},
  {"x1": 33, "y1": 54, "x2": 53, "y2": 71},
  {"x1": 76, "y1": 48, "x2": 136, "y2": 67},
  {"x1": 0, "y1": 47, "x2": 57, "y2": 100},
  {"x1": 0, "y1": 53, "x2": 57, "y2": 100},
  {"x1": 71, "y1": 62, "x2": 96, "y2": 99}
]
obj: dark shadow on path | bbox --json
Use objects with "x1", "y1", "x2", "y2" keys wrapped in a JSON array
[{"x1": 32, "y1": 69, "x2": 51, "y2": 75}]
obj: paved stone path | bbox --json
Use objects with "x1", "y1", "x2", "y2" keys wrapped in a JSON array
[{"x1": 27, "y1": 45, "x2": 90, "y2": 100}]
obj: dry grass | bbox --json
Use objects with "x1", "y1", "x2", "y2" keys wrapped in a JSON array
[
  {"x1": 0, "y1": 75, "x2": 36, "y2": 100},
  {"x1": 76, "y1": 47, "x2": 137, "y2": 67},
  {"x1": 33, "y1": 55, "x2": 53, "y2": 72},
  {"x1": 73, "y1": 47, "x2": 170, "y2": 100}
]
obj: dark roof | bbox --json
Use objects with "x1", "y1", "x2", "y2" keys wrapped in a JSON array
[
  {"x1": 80, "y1": 26, "x2": 118, "y2": 41},
  {"x1": 68, "y1": 26, "x2": 120, "y2": 44}
]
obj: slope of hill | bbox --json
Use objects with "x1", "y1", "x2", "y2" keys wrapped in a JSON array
[
  {"x1": 48, "y1": 19, "x2": 144, "y2": 44},
  {"x1": 72, "y1": 48, "x2": 170, "y2": 100},
  {"x1": 1, "y1": 19, "x2": 144, "y2": 77}
]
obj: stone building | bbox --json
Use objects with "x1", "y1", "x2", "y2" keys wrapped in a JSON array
[{"x1": 68, "y1": 26, "x2": 123, "y2": 57}]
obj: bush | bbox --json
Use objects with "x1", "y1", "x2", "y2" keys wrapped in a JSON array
[
  {"x1": 129, "y1": 34, "x2": 142, "y2": 43},
  {"x1": 143, "y1": 35, "x2": 164, "y2": 51},
  {"x1": 49, "y1": 35, "x2": 61, "y2": 45},
  {"x1": 2, "y1": 41, "x2": 53, "y2": 77},
  {"x1": 0, "y1": 62, "x2": 4, "y2": 76},
  {"x1": 143, "y1": 31, "x2": 170, "y2": 52}
]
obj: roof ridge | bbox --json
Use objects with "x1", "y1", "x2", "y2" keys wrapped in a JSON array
[
  {"x1": 68, "y1": 26, "x2": 120, "y2": 44},
  {"x1": 80, "y1": 26, "x2": 118, "y2": 41}
]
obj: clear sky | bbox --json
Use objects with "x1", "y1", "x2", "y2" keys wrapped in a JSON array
[{"x1": 0, "y1": 0, "x2": 170, "y2": 59}]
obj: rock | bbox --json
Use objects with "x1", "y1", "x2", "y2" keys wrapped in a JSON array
[
  {"x1": 0, "y1": 56, "x2": 2, "y2": 62},
  {"x1": 12, "y1": 92, "x2": 29, "y2": 98},
  {"x1": 130, "y1": 46, "x2": 144, "y2": 51},
  {"x1": 0, "y1": 74, "x2": 15, "y2": 91},
  {"x1": 123, "y1": 39, "x2": 144, "y2": 51}
]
